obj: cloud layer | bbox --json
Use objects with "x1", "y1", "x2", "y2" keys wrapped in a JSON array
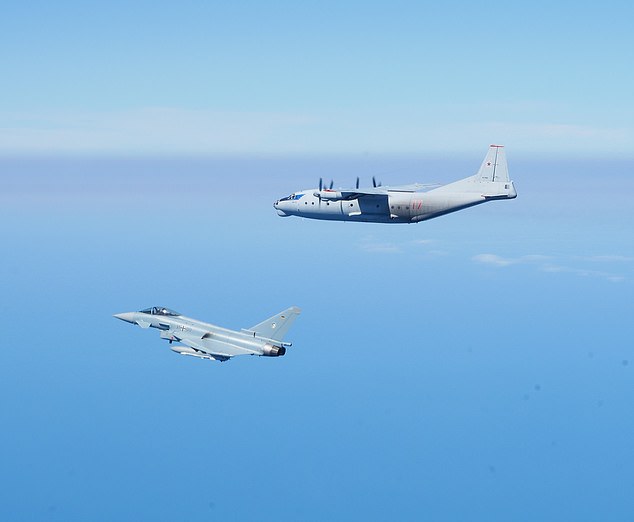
[
  {"x1": 1, "y1": 108, "x2": 632, "y2": 156},
  {"x1": 473, "y1": 253, "x2": 631, "y2": 283}
]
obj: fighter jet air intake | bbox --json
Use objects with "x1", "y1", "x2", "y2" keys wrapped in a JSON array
[
  {"x1": 274, "y1": 145, "x2": 517, "y2": 223},
  {"x1": 114, "y1": 306, "x2": 301, "y2": 362}
]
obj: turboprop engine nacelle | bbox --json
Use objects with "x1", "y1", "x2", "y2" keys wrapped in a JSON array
[
  {"x1": 313, "y1": 190, "x2": 343, "y2": 200},
  {"x1": 262, "y1": 344, "x2": 286, "y2": 357}
]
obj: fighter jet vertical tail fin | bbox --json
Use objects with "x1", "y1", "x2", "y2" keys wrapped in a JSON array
[
  {"x1": 245, "y1": 306, "x2": 301, "y2": 342},
  {"x1": 476, "y1": 144, "x2": 509, "y2": 183}
]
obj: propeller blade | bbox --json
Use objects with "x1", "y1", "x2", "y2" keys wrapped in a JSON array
[
  {"x1": 319, "y1": 178, "x2": 323, "y2": 191},
  {"x1": 372, "y1": 176, "x2": 377, "y2": 188},
  {"x1": 356, "y1": 177, "x2": 359, "y2": 189},
  {"x1": 329, "y1": 180, "x2": 334, "y2": 190}
]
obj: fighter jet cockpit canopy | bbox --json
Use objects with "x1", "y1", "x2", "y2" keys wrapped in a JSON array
[{"x1": 139, "y1": 306, "x2": 181, "y2": 316}]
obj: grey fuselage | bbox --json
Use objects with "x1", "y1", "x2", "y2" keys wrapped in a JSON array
[
  {"x1": 114, "y1": 309, "x2": 289, "y2": 361},
  {"x1": 274, "y1": 145, "x2": 517, "y2": 223},
  {"x1": 274, "y1": 181, "x2": 516, "y2": 224}
]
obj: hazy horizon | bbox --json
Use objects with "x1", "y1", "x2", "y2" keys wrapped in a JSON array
[{"x1": 2, "y1": 0, "x2": 633, "y2": 520}]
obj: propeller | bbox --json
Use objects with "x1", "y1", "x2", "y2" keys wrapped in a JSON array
[
  {"x1": 316, "y1": 178, "x2": 335, "y2": 205},
  {"x1": 356, "y1": 177, "x2": 360, "y2": 189},
  {"x1": 372, "y1": 176, "x2": 382, "y2": 188},
  {"x1": 318, "y1": 178, "x2": 334, "y2": 192}
]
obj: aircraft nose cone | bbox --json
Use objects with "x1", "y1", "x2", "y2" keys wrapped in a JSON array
[
  {"x1": 273, "y1": 200, "x2": 290, "y2": 217},
  {"x1": 113, "y1": 312, "x2": 136, "y2": 324}
]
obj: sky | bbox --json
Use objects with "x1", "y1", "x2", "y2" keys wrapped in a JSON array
[
  {"x1": 1, "y1": 0, "x2": 633, "y2": 156},
  {"x1": 1, "y1": 1, "x2": 634, "y2": 521}
]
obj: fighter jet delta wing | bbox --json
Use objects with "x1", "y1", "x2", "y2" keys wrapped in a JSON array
[
  {"x1": 177, "y1": 337, "x2": 237, "y2": 362},
  {"x1": 114, "y1": 306, "x2": 301, "y2": 362}
]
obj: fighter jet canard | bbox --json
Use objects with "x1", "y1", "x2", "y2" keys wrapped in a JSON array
[
  {"x1": 274, "y1": 145, "x2": 517, "y2": 223},
  {"x1": 114, "y1": 306, "x2": 301, "y2": 362}
]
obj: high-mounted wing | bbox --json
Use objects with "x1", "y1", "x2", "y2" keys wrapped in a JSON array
[
  {"x1": 386, "y1": 183, "x2": 441, "y2": 192},
  {"x1": 335, "y1": 183, "x2": 440, "y2": 200},
  {"x1": 339, "y1": 187, "x2": 388, "y2": 198},
  {"x1": 313, "y1": 187, "x2": 388, "y2": 201}
]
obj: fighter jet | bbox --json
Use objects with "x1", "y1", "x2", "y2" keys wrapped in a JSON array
[
  {"x1": 274, "y1": 145, "x2": 517, "y2": 223},
  {"x1": 114, "y1": 306, "x2": 301, "y2": 362}
]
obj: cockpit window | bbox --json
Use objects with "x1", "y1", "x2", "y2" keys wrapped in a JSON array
[
  {"x1": 279, "y1": 193, "x2": 304, "y2": 202},
  {"x1": 139, "y1": 306, "x2": 180, "y2": 316}
]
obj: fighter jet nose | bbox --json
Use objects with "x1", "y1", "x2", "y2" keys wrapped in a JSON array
[{"x1": 113, "y1": 312, "x2": 136, "y2": 324}]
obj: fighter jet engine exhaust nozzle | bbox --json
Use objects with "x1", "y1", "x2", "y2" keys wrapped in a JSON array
[{"x1": 262, "y1": 344, "x2": 286, "y2": 357}]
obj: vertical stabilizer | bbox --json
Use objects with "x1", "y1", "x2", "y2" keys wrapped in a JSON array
[
  {"x1": 477, "y1": 145, "x2": 509, "y2": 182},
  {"x1": 244, "y1": 307, "x2": 301, "y2": 342},
  {"x1": 430, "y1": 144, "x2": 516, "y2": 197}
]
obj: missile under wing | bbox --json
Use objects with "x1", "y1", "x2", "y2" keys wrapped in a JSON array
[{"x1": 114, "y1": 306, "x2": 301, "y2": 362}]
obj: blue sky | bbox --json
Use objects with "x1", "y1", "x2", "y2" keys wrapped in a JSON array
[
  {"x1": 1, "y1": 2, "x2": 634, "y2": 521},
  {"x1": 1, "y1": 154, "x2": 633, "y2": 520},
  {"x1": 1, "y1": 0, "x2": 633, "y2": 155}
]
